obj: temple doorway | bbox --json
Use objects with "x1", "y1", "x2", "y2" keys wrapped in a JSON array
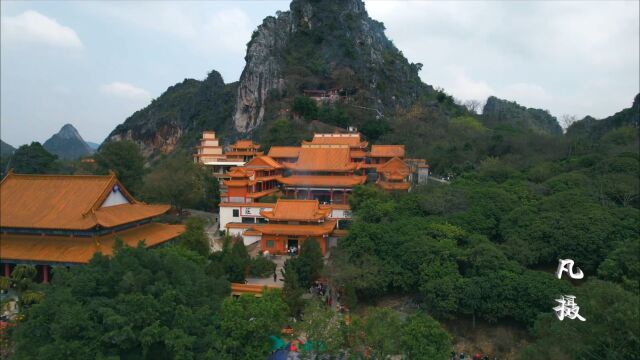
[{"x1": 287, "y1": 239, "x2": 299, "y2": 254}]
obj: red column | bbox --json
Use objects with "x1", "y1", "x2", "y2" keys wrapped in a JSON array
[
  {"x1": 330, "y1": 188, "x2": 334, "y2": 204},
  {"x1": 42, "y1": 265, "x2": 49, "y2": 284},
  {"x1": 307, "y1": 188, "x2": 311, "y2": 200},
  {"x1": 343, "y1": 190, "x2": 347, "y2": 204},
  {"x1": 3, "y1": 263, "x2": 10, "y2": 277}
]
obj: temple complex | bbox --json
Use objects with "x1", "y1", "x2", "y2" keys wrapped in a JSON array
[
  {"x1": 215, "y1": 131, "x2": 428, "y2": 254},
  {"x1": 0, "y1": 172, "x2": 185, "y2": 282}
]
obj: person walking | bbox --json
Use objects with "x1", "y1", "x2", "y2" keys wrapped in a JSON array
[{"x1": 273, "y1": 271, "x2": 277, "y2": 283}]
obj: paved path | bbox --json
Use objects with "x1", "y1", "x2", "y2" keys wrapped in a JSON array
[
  {"x1": 185, "y1": 209, "x2": 222, "y2": 252},
  {"x1": 245, "y1": 255, "x2": 287, "y2": 288}
]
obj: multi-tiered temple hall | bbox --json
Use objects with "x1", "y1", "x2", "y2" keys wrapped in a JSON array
[{"x1": 0, "y1": 172, "x2": 185, "y2": 282}]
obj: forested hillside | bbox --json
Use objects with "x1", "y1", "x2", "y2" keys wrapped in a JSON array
[
  {"x1": 331, "y1": 95, "x2": 639, "y2": 358},
  {"x1": 106, "y1": 71, "x2": 237, "y2": 163}
]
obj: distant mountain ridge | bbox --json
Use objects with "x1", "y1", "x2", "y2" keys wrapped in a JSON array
[
  {"x1": 43, "y1": 124, "x2": 94, "y2": 160},
  {"x1": 86, "y1": 142, "x2": 101, "y2": 150},
  {"x1": 106, "y1": 72, "x2": 237, "y2": 160},
  {"x1": 1, "y1": 140, "x2": 15, "y2": 157},
  {"x1": 106, "y1": 0, "x2": 435, "y2": 160},
  {"x1": 567, "y1": 93, "x2": 639, "y2": 139},
  {"x1": 481, "y1": 96, "x2": 562, "y2": 135}
]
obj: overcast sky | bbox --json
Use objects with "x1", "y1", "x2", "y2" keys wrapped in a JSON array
[{"x1": 1, "y1": 1, "x2": 638, "y2": 147}]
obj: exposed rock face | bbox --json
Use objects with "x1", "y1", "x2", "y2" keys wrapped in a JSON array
[
  {"x1": 43, "y1": 124, "x2": 93, "y2": 159},
  {"x1": 233, "y1": 0, "x2": 428, "y2": 133},
  {"x1": 105, "y1": 0, "x2": 432, "y2": 158},
  {"x1": 233, "y1": 14, "x2": 290, "y2": 132},
  {"x1": 566, "y1": 93, "x2": 639, "y2": 139},
  {"x1": 105, "y1": 71, "x2": 237, "y2": 161},
  {"x1": 482, "y1": 96, "x2": 563, "y2": 135}
]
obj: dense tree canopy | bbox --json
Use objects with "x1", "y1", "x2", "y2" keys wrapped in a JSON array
[
  {"x1": 142, "y1": 153, "x2": 218, "y2": 212},
  {"x1": 9, "y1": 142, "x2": 59, "y2": 174},
  {"x1": 95, "y1": 141, "x2": 145, "y2": 195},
  {"x1": 12, "y1": 243, "x2": 230, "y2": 360}
]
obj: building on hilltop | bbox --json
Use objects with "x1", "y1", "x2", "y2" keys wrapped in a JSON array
[
  {"x1": 213, "y1": 132, "x2": 428, "y2": 253},
  {"x1": 0, "y1": 171, "x2": 185, "y2": 282},
  {"x1": 193, "y1": 131, "x2": 245, "y2": 181},
  {"x1": 376, "y1": 157, "x2": 412, "y2": 191},
  {"x1": 267, "y1": 146, "x2": 301, "y2": 163},
  {"x1": 224, "y1": 139, "x2": 263, "y2": 162},
  {"x1": 303, "y1": 133, "x2": 368, "y2": 163},
  {"x1": 193, "y1": 131, "x2": 225, "y2": 164},
  {"x1": 367, "y1": 145, "x2": 405, "y2": 168},
  {"x1": 223, "y1": 156, "x2": 284, "y2": 204},
  {"x1": 279, "y1": 145, "x2": 366, "y2": 204},
  {"x1": 221, "y1": 199, "x2": 349, "y2": 254}
]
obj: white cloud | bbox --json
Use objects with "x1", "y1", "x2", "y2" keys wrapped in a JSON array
[
  {"x1": 81, "y1": 2, "x2": 253, "y2": 56},
  {"x1": 100, "y1": 82, "x2": 150, "y2": 101},
  {"x1": 1, "y1": 10, "x2": 82, "y2": 48},
  {"x1": 200, "y1": 8, "x2": 253, "y2": 55},
  {"x1": 443, "y1": 65, "x2": 495, "y2": 102},
  {"x1": 500, "y1": 83, "x2": 551, "y2": 110}
]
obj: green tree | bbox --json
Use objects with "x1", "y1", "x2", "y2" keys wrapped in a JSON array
[
  {"x1": 419, "y1": 257, "x2": 463, "y2": 318},
  {"x1": 95, "y1": 141, "x2": 144, "y2": 195},
  {"x1": 11, "y1": 264, "x2": 37, "y2": 292},
  {"x1": 178, "y1": 217, "x2": 210, "y2": 257},
  {"x1": 142, "y1": 153, "x2": 209, "y2": 212},
  {"x1": 282, "y1": 261, "x2": 306, "y2": 318},
  {"x1": 597, "y1": 238, "x2": 640, "y2": 292},
  {"x1": 518, "y1": 280, "x2": 639, "y2": 360},
  {"x1": 9, "y1": 142, "x2": 59, "y2": 174},
  {"x1": 352, "y1": 308, "x2": 402, "y2": 358},
  {"x1": 216, "y1": 290, "x2": 288, "y2": 359},
  {"x1": 401, "y1": 313, "x2": 452, "y2": 360},
  {"x1": 199, "y1": 174, "x2": 220, "y2": 212},
  {"x1": 260, "y1": 118, "x2": 306, "y2": 150},
  {"x1": 291, "y1": 96, "x2": 318, "y2": 119},
  {"x1": 296, "y1": 300, "x2": 346, "y2": 356},
  {"x1": 287, "y1": 238, "x2": 324, "y2": 288},
  {"x1": 360, "y1": 118, "x2": 390, "y2": 142},
  {"x1": 11, "y1": 244, "x2": 229, "y2": 359}
]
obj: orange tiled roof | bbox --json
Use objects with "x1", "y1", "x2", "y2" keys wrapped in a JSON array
[
  {"x1": 219, "y1": 202, "x2": 275, "y2": 208},
  {"x1": 226, "y1": 223, "x2": 255, "y2": 229},
  {"x1": 231, "y1": 140, "x2": 261, "y2": 150},
  {"x1": 244, "y1": 156, "x2": 283, "y2": 169},
  {"x1": 224, "y1": 179, "x2": 250, "y2": 187},
  {"x1": 320, "y1": 203, "x2": 351, "y2": 211},
  {"x1": 253, "y1": 220, "x2": 337, "y2": 236},
  {"x1": 260, "y1": 199, "x2": 330, "y2": 221},
  {"x1": 379, "y1": 157, "x2": 410, "y2": 176},
  {"x1": 370, "y1": 145, "x2": 405, "y2": 158},
  {"x1": 304, "y1": 134, "x2": 368, "y2": 148},
  {"x1": 284, "y1": 147, "x2": 358, "y2": 172},
  {"x1": 377, "y1": 180, "x2": 411, "y2": 191},
  {"x1": 0, "y1": 223, "x2": 185, "y2": 264},
  {"x1": 228, "y1": 167, "x2": 253, "y2": 178},
  {"x1": 225, "y1": 151, "x2": 264, "y2": 156},
  {"x1": 0, "y1": 173, "x2": 170, "y2": 230},
  {"x1": 93, "y1": 204, "x2": 170, "y2": 228},
  {"x1": 350, "y1": 149, "x2": 367, "y2": 158},
  {"x1": 231, "y1": 283, "x2": 280, "y2": 295},
  {"x1": 268, "y1": 147, "x2": 300, "y2": 158},
  {"x1": 278, "y1": 175, "x2": 366, "y2": 187},
  {"x1": 246, "y1": 188, "x2": 279, "y2": 198},
  {"x1": 331, "y1": 229, "x2": 349, "y2": 237}
]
